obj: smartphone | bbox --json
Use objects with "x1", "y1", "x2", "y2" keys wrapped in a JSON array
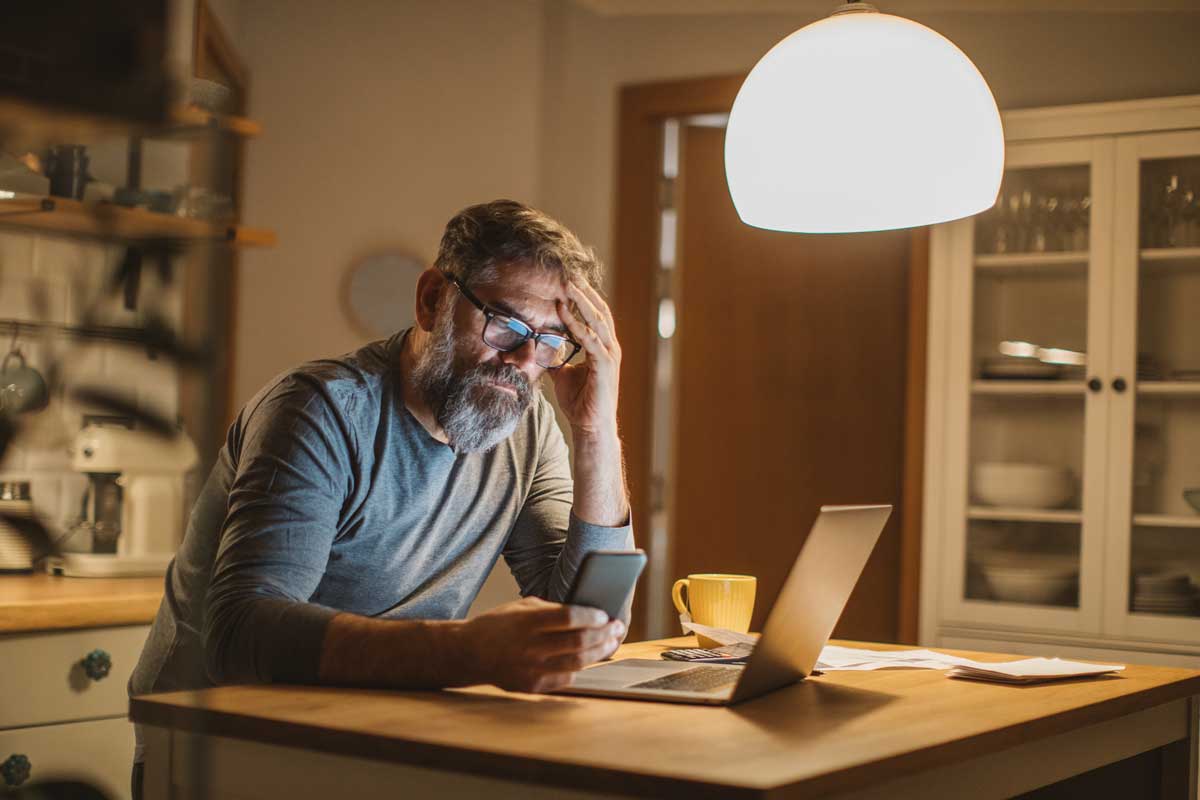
[{"x1": 564, "y1": 549, "x2": 647, "y2": 620}]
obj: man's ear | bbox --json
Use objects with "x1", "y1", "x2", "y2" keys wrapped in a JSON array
[{"x1": 414, "y1": 267, "x2": 447, "y2": 332}]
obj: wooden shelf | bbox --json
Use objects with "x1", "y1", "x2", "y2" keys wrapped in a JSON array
[
  {"x1": 968, "y1": 507, "x2": 1082, "y2": 524},
  {"x1": 972, "y1": 380, "x2": 1085, "y2": 396},
  {"x1": 974, "y1": 251, "x2": 1089, "y2": 277},
  {"x1": 1141, "y1": 247, "x2": 1200, "y2": 269},
  {"x1": 0, "y1": 97, "x2": 261, "y2": 145},
  {"x1": 1132, "y1": 515, "x2": 1200, "y2": 529},
  {"x1": 0, "y1": 197, "x2": 275, "y2": 247},
  {"x1": 164, "y1": 105, "x2": 262, "y2": 138},
  {"x1": 1138, "y1": 382, "x2": 1200, "y2": 397}
]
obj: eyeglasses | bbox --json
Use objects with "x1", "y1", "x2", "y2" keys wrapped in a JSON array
[{"x1": 441, "y1": 271, "x2": 581, "y2": 369}]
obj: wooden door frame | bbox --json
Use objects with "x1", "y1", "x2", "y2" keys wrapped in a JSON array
[{"x1": 612, "y1": 74, "x2": 928, "y2": 643}]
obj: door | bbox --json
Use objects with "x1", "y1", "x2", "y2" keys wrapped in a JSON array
[
  {"x1": 1106, "y1": 129, "x2": 1200, "y2": 642},
  {"x1": 664, "y1": 121, "x2": 911, "y2": 641}
]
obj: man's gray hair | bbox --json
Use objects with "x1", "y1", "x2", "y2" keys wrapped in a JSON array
[{"x1": 434, "y1": 199, "x2": 603, "y2": 291}]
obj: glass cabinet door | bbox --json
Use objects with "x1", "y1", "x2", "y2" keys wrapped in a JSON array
[
  {"x1": 1107, "y1": 130, "x2": 1200, "y2": 641},
  {"x1": 940, "y1": 138, "x2": 1113, "y2": 634}
]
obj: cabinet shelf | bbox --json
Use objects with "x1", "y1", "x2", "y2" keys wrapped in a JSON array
[
  {"x1": 0, "y1": 197, "x2": 275, "y2": 247},
  {"x1": 968, "y1": 507, "x2": 1083, "y2": 524},
  {"x1": 1132, "y1": 515, "x2": 1200, "y2": 528},
  {"x1": 974, "y1": 251, "x2": 1089, "y2": 277},
  {"x1": 1141, "y1": 247, "x2": 1200, "y2": 271},
  {"x1": 1138, "y1": 382, "x2": 1200, "y2": 397},
  {"x1": 972, "y1": 380, "x2": 1085, "y2": 396}
]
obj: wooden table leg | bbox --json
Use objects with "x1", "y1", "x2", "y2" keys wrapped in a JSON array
[{"x1": 1158, "y1": 696, "x2": 1199, "y2": 800}]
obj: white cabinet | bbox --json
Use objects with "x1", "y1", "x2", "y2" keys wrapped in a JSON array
[
  {"x1": 0, "y1": 624, "x2": 148, "y2": 796},
  {"x1": 921, "y1": 94, "x2": 1200, "y2": 663}
]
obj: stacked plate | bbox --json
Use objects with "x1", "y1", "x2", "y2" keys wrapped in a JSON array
[
  {"x1": 1132, "y1": 572, "x2": 1197, "y2": 616},
  {"x1": 979, "y1": 357, "x2": 1063, "y2": 380}
]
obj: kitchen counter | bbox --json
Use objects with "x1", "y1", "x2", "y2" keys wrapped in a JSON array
[
  {"x1": 0, "y1": 573, "x2": 163, "y2": 633},
  {"x1": 133, "y1": 637, "x2": 1200, "y2": 799}
]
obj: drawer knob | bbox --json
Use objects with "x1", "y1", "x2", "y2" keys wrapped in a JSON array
[
  {"x1": 81, "y1": 648, "x2": 112, "y2": 681},
  {"x1": 1, "y1": 754, "x2": 31, "y2": 787}
]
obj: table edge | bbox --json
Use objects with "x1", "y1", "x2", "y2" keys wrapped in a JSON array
[{"x1": 130, "y1": 671, "x2": 1200, "y2": 799}]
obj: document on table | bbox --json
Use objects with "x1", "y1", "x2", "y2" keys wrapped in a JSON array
[
  {"x1": 678, "y1": 619, "x2": 1125, "y2": 684},
  {"x1": 945, "y1": 657, "x2": 1126, "y2": 684}
]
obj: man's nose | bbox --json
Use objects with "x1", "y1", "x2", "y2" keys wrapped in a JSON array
[{"x1": 499, "y1": 338, "x2": 541, "y2": 374}]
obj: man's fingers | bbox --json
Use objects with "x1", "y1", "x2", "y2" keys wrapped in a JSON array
[
  {"x1": 576, "y1": 280, "x2": 617, "y2": 330},
  {"x1": 534, "y1": 602, "x2": 608, "y2": 631},
  {"x1": 558, "y1": 301, "x2": 604, "y2": 354},
  {"x1": 541, "y1": 640, "x2": 618, "y2": 673},
  {"x1": 563, "y1": 283, "x2": 615, "y2": 349},
  {"x1": 536, "y1": 624, "x2": 615, "y2": 657}
]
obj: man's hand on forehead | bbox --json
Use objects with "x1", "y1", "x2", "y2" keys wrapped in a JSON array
[{"x1": 552, "y1": 280, "x2": 621, "y2": 438}]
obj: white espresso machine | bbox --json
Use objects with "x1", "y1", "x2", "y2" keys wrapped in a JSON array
[{"x1": 46, "y1": 424, "x2": 198, "y2": 578}]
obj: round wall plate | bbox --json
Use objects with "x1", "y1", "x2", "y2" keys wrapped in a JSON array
[{"x1": 342, "y1": 251, "x2": 426, "y2": 339}]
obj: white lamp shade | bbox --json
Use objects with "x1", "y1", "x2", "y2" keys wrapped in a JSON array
[{"x1": 725, "y1": 7, "x2": 1004, "y2": 234}]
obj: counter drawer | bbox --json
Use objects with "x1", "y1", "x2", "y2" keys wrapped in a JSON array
[
  {"x1": 0, "y1": 625, "x2": 149, "y2": 730},
  {"x1": 0, "y1": 716, "x2": 134, "y2": 799}
]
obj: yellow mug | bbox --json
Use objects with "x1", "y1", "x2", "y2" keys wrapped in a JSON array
[{"x1": 672, "y1": 574, "x2": 756, "y2": 648}]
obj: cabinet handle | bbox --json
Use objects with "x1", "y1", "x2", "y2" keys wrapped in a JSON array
[
  {"x1": 1087, "y1": 377, "x2": 1102, "y2": 393},
  {"x1": 81, "y1": 648, "x2": 112, "y2": 681},
  {"x1": 1, "y1": 754, "x2": 31, "y2": 787},
  {"x1": 1112, "y1": 377, "x2": 1127, "y2": 393}
]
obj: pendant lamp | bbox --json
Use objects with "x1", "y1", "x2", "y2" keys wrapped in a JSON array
[{"x1": 725, "y1": 1, "x2": 1004, "y2": 234}]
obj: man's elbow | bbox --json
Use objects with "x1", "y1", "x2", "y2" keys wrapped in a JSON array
[{"x1": 202, "y1": 594, "x2": 254, "y2": 685}]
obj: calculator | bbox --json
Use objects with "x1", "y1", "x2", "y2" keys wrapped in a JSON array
[{"x1": 661, "y1": 644, "x2": 752, "y2": 664}]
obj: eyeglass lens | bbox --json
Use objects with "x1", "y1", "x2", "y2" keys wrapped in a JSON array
[{"x1": 483, "y1": 315, "x2": 573, "y2": 367}]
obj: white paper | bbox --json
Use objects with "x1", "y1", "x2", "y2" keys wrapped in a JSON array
[
  {"x1": 815, "y1": 645, "x2": 977, "y2": 671},
  {"x1": 678, "y1": 618, "x2": 1125, "y2": 683},
  {"x1": 946, "y1": 657, "x2": 1125, "y2": 684}
]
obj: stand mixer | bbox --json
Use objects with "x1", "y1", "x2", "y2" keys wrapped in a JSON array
[{"x1": 46, "y1": 424, "x2": 198, "y2": 578}]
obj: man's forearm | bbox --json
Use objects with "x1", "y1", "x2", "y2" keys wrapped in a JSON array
[
  {"x1": 317, "y1": 612, "x2": 473, "y2": 688},
  {"x1": 570, "y1": 424, "x2": 630, "y2": 528}
]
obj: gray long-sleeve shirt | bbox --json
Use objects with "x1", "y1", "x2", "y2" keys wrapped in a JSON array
[{"x1": 129, "y1": 328, "x2": 633, "y2": 711}]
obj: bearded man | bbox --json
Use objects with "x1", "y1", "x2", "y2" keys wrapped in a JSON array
[{"x1": 128, "y1": 199, "x2": 633, "y2": 796}]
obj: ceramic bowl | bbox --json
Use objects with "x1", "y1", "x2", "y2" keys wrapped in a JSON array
[
  {"x1": 982, "y1": 566, "x2": 1077, "y2": 605},
  {"x1": 974, "y1": 462, "x2": 1073, "y2": 509}
]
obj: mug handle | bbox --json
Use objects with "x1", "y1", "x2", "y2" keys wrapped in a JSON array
[{"x1": 671, "y1": 578, "x2": 690, "y2": 616}]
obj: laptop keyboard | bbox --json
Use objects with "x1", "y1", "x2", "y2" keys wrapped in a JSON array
[{"x1": 630, "y1": 665, "x2": 741, "y2": 693}]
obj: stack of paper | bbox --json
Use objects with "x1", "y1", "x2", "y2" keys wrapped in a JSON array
[
  {"x1": 946, "y1": 657, "x2": 1125, "y2": 684},
  {"x1": 678, "y1": 618, "x2": 1125, "y2": 684},
  {"x1": 816, "y1": 645, "x2": 976, "y2": 671}
]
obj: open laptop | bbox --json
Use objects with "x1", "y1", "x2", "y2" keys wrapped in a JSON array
[{"x1": 557, "y1": 504, "x2": 892, "y2": 705}]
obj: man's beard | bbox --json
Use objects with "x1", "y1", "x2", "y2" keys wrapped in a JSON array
[{"x1": 410, "y1": 312, "x2": 536, "y2": 454}]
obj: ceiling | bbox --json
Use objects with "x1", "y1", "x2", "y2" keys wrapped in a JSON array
[{"x1": 573, "y1": 0, "x2": 1200, "y2": 15}]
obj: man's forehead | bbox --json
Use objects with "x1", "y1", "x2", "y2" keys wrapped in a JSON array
[{"x1": 471, "y1": 264, "x2": 570, "y2": 330}]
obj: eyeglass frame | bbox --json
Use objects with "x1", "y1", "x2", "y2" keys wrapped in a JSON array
[{"x1": 440, "y1": 270, "x2": 582, "y2": 370}]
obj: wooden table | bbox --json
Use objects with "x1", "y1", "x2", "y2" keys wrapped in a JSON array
[{"x1": 131, "y1": 637, "x2": 1200, "y2": 799}]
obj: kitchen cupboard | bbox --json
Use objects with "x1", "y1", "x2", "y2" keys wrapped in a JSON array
[
  {"x1": 1, "y1": 624, "x2": 149, "y2": 796},
  {"x1": 921, "y1": 94, "x2": 1200, "y2": 664}
]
